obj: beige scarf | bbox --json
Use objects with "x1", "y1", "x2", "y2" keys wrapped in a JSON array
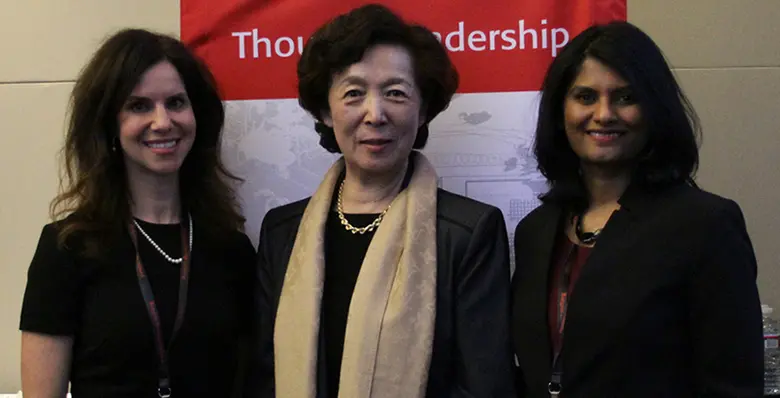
[{"x1": 274, "y1": 152, "x2": 438, "y2": 398}]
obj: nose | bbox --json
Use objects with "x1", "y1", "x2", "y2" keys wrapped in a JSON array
[
  {"x1": 362, "y1": 93, "x2": 387, "y2": 126},
  {"x1": 593, "y1": 97, "x2": 617, "y2": 124},
  {"x1": 151, "y1": 104, "x2": 173, "y2": 132}
]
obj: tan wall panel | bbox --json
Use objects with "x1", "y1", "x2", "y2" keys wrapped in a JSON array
[
  {"x1": 0, "y1": 0, "x2": 180, "y2": 82},
  {"x1": 628, "y1": 0, "x2": 780, "y2": 68},
  {"x1": 0, "y1": 82, "x2": 73, "y2": 392},
  {"x1": 0, "y1": 0, "x2": 777, "y2": 392},
  {"x1": 675, "y1": 68, "x2": 780, "y2": 307}
]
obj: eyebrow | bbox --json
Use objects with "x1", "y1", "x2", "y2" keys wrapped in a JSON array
[
  {"x1": 335, "y1": 76, "x2": 413, "y2": 88},
  {"x1": 125, "y1": 92, "x2": 188, "y2": 101},
  {"x1": 568, "y1": 85, "x2": 633, "y2": 94}
]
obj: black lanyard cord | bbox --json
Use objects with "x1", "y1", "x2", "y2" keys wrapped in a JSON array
[
  {"x1": 129, "y1": 222, "x2": 191, "y2": 398},
  {"x1": 549, "y1": 243, "x2": 578, "y2": 396}
]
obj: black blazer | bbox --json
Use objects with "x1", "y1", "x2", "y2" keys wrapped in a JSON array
[
  {"x1": 511, "y1": 183, "x2": 763, "y2": 398},
  {"x1": 246, "y1": 189, "x2": 517, "y2": 397}
]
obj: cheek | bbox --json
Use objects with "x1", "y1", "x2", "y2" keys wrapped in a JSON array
[
  {"x1": 117, "y1": 114, "x2": 142, "y2": 141},
  {"x1": 619, "y1": 106, "x2": 643, "y2": 126},
  {"x1": 332, "y1": 110, "x2": 361, "y2": 141},
  {"x1": 180, "y1": 111, "x2": 197, "y2": 136},
  {"x1": 402, "y1": 113, "x2": 419, "y2": 134},
  {"x1": 563, "y1": 108, "x2": 582, "y2": 143},
  {"x1": 563, "y1": 103, "x2": 586, "y2": 128}
]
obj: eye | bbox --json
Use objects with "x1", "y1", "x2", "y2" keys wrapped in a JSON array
[
  {"x1": 388, "y1": 89, "x2": 406, "y2": 97},
  {"x1": 166, "y1": 95, "x2": 190, "y2": 110},
  {"x1": 126, "y1": 100, "x2": 151, "y2": 113},
  {"x1": 574, "y1": 91, "x2": 597, "y2": 104},
  {"x1": 614, "y1": 92, "x2": 636, "y2": 105},
  {"x1": 343, "y1": 89, "x2": 363, "y2": 99}
]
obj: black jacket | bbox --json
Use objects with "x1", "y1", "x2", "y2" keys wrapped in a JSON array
[
  {"x1": 511, "y1": 183, "x2": 764, "y2": 397},
  {"x1": 246, "y1": 189, "x2": 517, "y2": 397}
]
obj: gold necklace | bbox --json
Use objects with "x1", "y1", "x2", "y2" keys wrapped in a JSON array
[{"x1": 336, "y1": 180, "x2": 391, "y2": 234}]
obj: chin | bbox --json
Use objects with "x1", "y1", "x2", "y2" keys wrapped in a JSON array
[
  {"x1": 145, "y1": 164, "x2": 182, "y2": 176},
  {"x1": 582, "y1": 156, "x2": 634, "y2": 169},
  {"x1": 355, "y1": 158, "x2": 403, "y2": 175}
]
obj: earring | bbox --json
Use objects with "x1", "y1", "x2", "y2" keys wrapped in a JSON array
[{"x1": 112, "y1": 137, "x2": 118, "y2": 153}]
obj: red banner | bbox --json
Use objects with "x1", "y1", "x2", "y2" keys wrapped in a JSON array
[{"x1": 181, "y1": 0, "x2": 626, "y2": 100}]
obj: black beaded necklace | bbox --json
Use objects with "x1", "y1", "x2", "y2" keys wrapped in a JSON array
[{"x1": 574, "y1": 213, "x2": 602, "y2": 245}]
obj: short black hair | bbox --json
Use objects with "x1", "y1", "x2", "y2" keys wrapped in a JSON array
[
  {"x1": 296, "y1": 3, "x2": 459, "y2": 153},
  {"x1": 534, "y1": 21, "x2": 700, "y2": 211}
]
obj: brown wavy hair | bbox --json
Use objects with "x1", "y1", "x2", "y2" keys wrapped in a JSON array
[{"x1": 51, "y1": 28, "x2": 245, "y2": 259}]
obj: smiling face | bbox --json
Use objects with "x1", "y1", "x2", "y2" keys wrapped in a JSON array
[
  {"x1": 117, "y1": 60, "x2": 196, "y2": 180},
  {"x1": 323, "y1": 44, "x2": 424, "y2": 177},
  {"x1": 564, "y1": 57, "x2": 648, "y2": 168}
]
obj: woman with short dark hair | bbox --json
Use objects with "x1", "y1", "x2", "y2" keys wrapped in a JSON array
[
  {"x1": 511, "y1": 21, "x2": 763, "y2": 397},
  {"x1": 248, "y1": 4, "x2": 516, "y2": 397}
]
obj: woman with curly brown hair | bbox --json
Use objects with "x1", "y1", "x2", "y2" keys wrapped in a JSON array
[
  {"x1": 246, "y1": 4, "x2": 516, "y2": 398},
  {"x1": 20, "y1": 29, "x2": 255, "y2": 397}
]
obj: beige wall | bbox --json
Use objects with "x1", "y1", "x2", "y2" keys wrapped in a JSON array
[
  {"x1": 0, "y1": 0, "x2": 777, "y2": 392},
  {"x1": 0, "y1": 0, "x2": 181, "y2": 392},
  {"x1": 629, "y1": 0, "x2": 780, "y2": 309}
]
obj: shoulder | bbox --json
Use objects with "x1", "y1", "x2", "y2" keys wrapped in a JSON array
[
  {"x1": 436, "y1": 189, "x2": 505, "y2": 233},
  {"x1": 21, "y1": 218, "x2": 95, "y2": 335},
  {"x1": 34, "y1": 216, "x2": 81, "y2": 257},
  {"x1": 221, "y1": 229, "x2": 257, "y2": 257},
  {"x1": 34, "y1": 221, "x2": 63, "y2": 255},
  {"x1": 513, "y1": 200, "x2": 559, "y2": 236},
  {"x1": 676, "y1": 184, "x2": 739, "y2": 210},
  {"x1": 260, "y1": 197, "x2": 311, "y2": 233},
  {"x1": 647, "y1": 183, "x2": 744, "y2": 223},
  {"x1": 26, "y1": 219, "x2": 86, "y2": 282},
  {"x1": 40, "y1": 212, "x2": 112, "y2": 257}
]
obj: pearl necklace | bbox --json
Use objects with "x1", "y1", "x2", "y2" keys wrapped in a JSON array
[
  {"x1": 336, "y1": 180, "x2": 391, "y2": 234},
  {"x1": 133, "y1": 214, "x2": 193, "y2": 264}
]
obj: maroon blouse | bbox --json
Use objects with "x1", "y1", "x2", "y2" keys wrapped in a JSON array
[{"x1": 548, "y1": 232, "x2": 593, "y2": 355}]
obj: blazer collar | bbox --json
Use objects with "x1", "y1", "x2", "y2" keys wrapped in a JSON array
[{"x1": 617, "y1": 180, "x2": 688, "y2": 216}]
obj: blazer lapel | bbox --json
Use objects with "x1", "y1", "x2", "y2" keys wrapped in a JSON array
[
  {"x1": 560, "y1": 183, "x2": 656, "y2": 385},
  {"x1": 512, "y1": 204, "x2": 561, "y2": 387}
]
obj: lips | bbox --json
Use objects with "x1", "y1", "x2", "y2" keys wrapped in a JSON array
[
  {"x1": 585, "y1": 129, "x2": 626, "y2": 144},
  {"x1": 360, "y1": 138, "x2": 393, "y2": 145},
  {"x1": 586, "y1": 130, "x2": 626, "y2": 138},
  {"x1": 144, "y1": 139, "x2": 180, "y2": 149}
]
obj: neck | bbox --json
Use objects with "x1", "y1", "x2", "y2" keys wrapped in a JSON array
[
  {"x1": 581, "y1": 164, "x2": 632, "y2": 210},
  {"x1": 340, "y1": 160, "x2": 408, "y2": 214},
  {"x1": 128, "y1": 169, "x2": 182, "y2": 224}
]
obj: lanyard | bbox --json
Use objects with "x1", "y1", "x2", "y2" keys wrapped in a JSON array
[
  {"x1": 549, "y1": 243, "x2": 578, "y2": 397},
  {"x1": 129, "y1": 222, "x2": 191, "y2": 398}
]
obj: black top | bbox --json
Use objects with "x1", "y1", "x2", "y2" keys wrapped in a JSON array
[
  {"x1": 20, "y1": 217, "x2": 256, "y2": 398},
  {"x1": 322, "y1": 211, "x2": 377, "y2": 397}
]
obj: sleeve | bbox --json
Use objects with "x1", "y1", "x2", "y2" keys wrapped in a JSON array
[
  {"x1": 690, "y1": 199, "x2": 764, "y2": 397},
  {"x1": 235, "y1": 232, "x2": 258, "y2": 336},
  {"x1": 244, "y1": 219, "x2": 277, "y2": 398},
  {"x1": 19, "y1": 224, "x2": 82, "y2": 336},
  {"x1": 452, "y1": 208, "x2": 517, "y2": 397},
  {"x1": 231, "y1": 232, "x2": 258, "y2": 398}
]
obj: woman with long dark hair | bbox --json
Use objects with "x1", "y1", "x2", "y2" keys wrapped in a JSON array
[
  {"x1": 20, "y1": 29, "x2": 255, "y2": 397},
  {"x1": 511, "y1": 21, "x2": 763, "y2": 397}
]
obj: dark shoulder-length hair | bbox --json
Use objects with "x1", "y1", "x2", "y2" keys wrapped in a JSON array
[
  {"x1": 297, "y1": 3, "x2": 459, "y2": 153},
  {"x1": 534, "y1": 21, "x2": 700, "y2": 211},
  {"x1": 51, "y1": 28, "x2": 245, "y2": 258}
]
